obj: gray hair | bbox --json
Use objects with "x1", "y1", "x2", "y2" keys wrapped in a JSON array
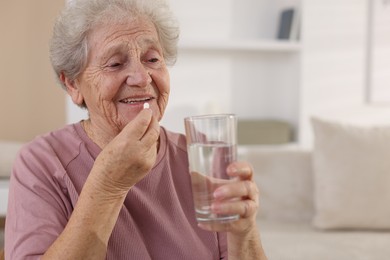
[{"x1": 50, "y1": 0, "x2": 180, "y2": 89}]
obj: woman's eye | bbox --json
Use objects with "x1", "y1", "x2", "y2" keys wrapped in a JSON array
[
  {"x1": 148, "y1": 58, "x2": 159, "y2": 63},
  {"x1": 108, "y1": 62, "x2": 121, "y2": 68}
]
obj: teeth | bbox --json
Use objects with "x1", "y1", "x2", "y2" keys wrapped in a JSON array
[{"x1": 121, "y1": 97, "x2": 151, "y2": 104}]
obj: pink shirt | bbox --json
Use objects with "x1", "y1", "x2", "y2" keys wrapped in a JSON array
[{"x1": 5, "y1": 123, "x2": 227, "y2": 259}]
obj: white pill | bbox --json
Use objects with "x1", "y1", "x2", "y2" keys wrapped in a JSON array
[{"x1": 143, "y1": 102, "x2": 150, "y2": 109}]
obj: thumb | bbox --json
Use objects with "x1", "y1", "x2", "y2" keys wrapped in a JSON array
[{"x1": 123, "y1": 108, "x2": 154, "y2": 141}]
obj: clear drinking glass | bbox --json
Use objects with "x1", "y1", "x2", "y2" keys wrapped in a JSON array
[{"x1": 184, "y1": 114, "x2": 239, "y2": 223}]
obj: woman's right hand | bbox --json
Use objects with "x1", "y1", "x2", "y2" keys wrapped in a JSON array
[
  {"x1": 90, "y1": 108, "x2": 160, "y2": 195},
  {"x1": 42, "y1": 109, "x2": 160, "y2": 260}
]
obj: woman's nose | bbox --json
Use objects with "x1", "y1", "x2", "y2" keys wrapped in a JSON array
[{"x1": 125, "y1": 62, "x2": 152, "y2": 87}]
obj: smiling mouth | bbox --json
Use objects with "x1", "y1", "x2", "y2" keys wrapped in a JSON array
[{"x1": 119, "y1": 97, "x2": 153, "y2": 104}]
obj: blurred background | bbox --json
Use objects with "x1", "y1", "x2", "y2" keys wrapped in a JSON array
[
  {"x1": 1, "y1": 0, "x2": 390, "y2": 145},
  {"x1": 1, "y1": 0, "x2": 390, "y2": 256}
]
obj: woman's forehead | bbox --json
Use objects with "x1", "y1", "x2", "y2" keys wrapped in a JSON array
[
  {"x1": 87, "y1": 18, "x2": 160, "y2": 55},
  {"x1": 90, "y1": 16, "x2": 156, "y2": 41}
]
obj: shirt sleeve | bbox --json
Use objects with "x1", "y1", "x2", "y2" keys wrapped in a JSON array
[{"x1": 5, "y1": 142, "x2": 73, "y2": 259}]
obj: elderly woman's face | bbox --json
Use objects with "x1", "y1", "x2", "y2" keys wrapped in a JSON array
[{"x1": 74, "y1": 16, "x2": 169, "y2": 134}]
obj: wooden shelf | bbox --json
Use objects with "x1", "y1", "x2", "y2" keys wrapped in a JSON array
[{"x1": 178, "y1": 39, "x2": 301, "y2": 52}]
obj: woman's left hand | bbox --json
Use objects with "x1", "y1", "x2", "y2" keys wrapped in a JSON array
[{"x1": 198, "y1": 161, "x2": 259, "y2": 235}]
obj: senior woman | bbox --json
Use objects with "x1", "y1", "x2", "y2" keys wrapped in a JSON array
[{"x1": 5, "y1": 0, "x2": 267, "y2": 259}]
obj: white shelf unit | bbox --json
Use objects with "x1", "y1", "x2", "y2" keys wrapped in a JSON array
[
  {"x1": 178, "y1": 39, "x2": 301, "y2": 52},
  {"x1": 163, "y1": 0, "x2": 375, "y2": 146},
  {"x1": 163, "y1": 0, "x2": 302, "y2": 135}
]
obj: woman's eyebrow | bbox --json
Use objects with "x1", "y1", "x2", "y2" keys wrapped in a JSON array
[
  {"x1": 98, "y1": 36, "x2": 161, "y2": 61},
  {"x1": 138, "y1": 36, "x2": 162, "y2": 51},
  {"x1": 99, "y1": 43, "x2": 128, "y2": 61}
]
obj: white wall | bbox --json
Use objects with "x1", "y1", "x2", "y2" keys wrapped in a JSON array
[
  {"x1": 369, "y1": 0, "x2": 390, "y2": 103},
  {"x1": 299, "y1": 0, "x2": 367, "y2": 145}
]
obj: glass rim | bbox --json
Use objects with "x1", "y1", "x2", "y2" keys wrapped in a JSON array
[{"x1": 184, "y1": 113, "x2": 236, "y2": 122}]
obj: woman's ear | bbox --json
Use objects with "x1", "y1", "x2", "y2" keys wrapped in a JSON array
[{"x1": 60, "y1": 72, "x2": 84, "y2": 106}]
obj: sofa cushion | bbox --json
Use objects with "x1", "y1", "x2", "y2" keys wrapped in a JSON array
[
  {"x1": 258, "y1": 218, "x2": 390, "y2": 259},
  {"x1": 0, "y1": 141, "x2": 23, "y2": 178},
  {"x1": 311, "y1": 118, "x2": 390, "y2": 230},
  {"x1": 239, "y1": 145, "x2": 314, "y2": 222},
  {"x1": 237, "y1": 120, "x2": 292, "y2": 145}
]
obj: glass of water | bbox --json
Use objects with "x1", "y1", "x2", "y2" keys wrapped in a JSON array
[{"x1": 184, "y1": 114, "x2": 239, "y2": 223}]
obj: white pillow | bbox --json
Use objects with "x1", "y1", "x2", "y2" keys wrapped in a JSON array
[
  {"x1": 0, "y1": 141, "x2": 23, "y2": 178},
  {"x1": 311, "y1": 117, "x2": 390, "y2": 230}
]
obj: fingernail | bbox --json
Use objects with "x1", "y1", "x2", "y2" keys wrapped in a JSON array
[
  {"x1": 228, "y1": 166, "x2": 238, "y2": 175},
  {"x1": 213, "y1": 188, "x2": 225, "y2": 199}
]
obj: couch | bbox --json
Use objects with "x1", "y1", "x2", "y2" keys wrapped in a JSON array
[
  {"x1": 0, "y1": 140, "x2": 24, "y2": 251},
  {"x1": 3, "y1": 115, "x2": 390, "y2": 259},
  {"x1": 0, "y1": 141, "x2": 23, "y2": 217},
  {"x1": 240, "y1": 116, "x2": 390, "y2": 259}
]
